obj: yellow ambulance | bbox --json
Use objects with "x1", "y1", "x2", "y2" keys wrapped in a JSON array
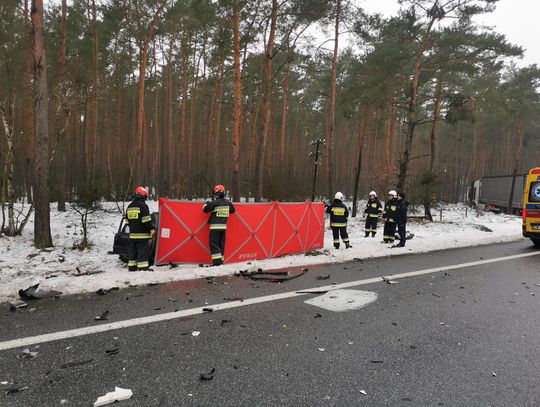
[{"x1": 522, "y1": 167, "x2": 540, "y2": 247}]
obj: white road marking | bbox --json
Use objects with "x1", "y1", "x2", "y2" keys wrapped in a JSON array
[
  {"x1": 304, "y1": 289, "x2": 378, "y2": 312},
  {"x1": 0, "y1": 250, "x2": 538, "y2": 351}
]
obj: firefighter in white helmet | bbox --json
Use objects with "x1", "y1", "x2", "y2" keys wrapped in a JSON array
[
  {"x1": 364, "y1": 191, "x2": 383, "y2": 238},
  {"x1": 326, "y1": 192, "x2": 352, "y2": 249}
]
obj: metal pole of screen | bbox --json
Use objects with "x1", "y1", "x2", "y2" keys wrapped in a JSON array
[{"x1": 310, "y1": 139, "x2": 325, "y2": 202}]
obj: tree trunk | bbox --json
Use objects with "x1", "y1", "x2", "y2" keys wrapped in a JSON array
[
  {"x1": 352, "y1": 109, "x2": 369, "y2": 217},
  {"x1": 23, "y1": 0, "x2": 34, "y2": 203},
  {"x1": 254, "y1": 0, "x2": 278, "y2": 202},
  {"x1": 133, "y1": 2, "x2": 166, "y2": 184},
  {"x1": 508, "y1": 118, "x2": 524, "y2": 214},
  {"x1": 1, "y1": 96, "x2": 16, "y2": 234},
  {"x1": 231, "y1": 0, "x2": 242, "y2": 202},
  {"x1": 56, "y1": 0, "x2": 68, "y2": 211},
  {"x1": 31, "y1": 0, "x2": 53, "y2": 248},
  {"x1": 326, "y1": 0, "x2": 340, "y2": 200},
  {"x1": 397, "y1": 17, "x2": 436, "y2": 192},
  {"x1": 429, "y1": 77, "x2": 443, "y2": 173}
]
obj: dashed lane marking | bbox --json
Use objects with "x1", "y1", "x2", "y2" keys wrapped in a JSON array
[{"x1": 0, "y1": 250, "x2": 539, "y2": 351}]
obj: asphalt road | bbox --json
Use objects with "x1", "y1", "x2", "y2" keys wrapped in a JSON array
[{"x1": 1, "y1": 240, "x2": 539, "y2": 407}]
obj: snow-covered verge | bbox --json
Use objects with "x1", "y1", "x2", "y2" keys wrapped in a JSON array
[{"x1": 0, "y1": 201, "x2": 524, "y2": 304}]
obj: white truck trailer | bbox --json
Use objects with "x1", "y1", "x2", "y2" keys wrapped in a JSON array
[{"x1": 471, "y1": 174, "x2": 527, "y2": 214}]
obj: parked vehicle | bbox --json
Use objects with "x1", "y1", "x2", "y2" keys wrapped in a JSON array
[
  {"x1": 112, "y1": 212, "x2": 159, "y2": 264},
  {"x1": 470, "y1": 174, "x2": 527, "y2": 214},
  {"x1": 522, "y1": 167, "x2": 540, "y2": 248}
]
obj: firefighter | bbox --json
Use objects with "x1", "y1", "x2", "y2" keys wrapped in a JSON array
[
  {"x1": 382, "y1": 190, "x2": 398, "y2": 244},
  {"x1": 364, "y1": 191, "x2": 383, "y2": 238},
  {"x1": 326, "y1": 192, "x2": 352, "y2": 249},
  {"x1": 393, "y1": 191, "x2": 409, "y2": 248},
  {"x1": 203, "y1": 185, "x2": 236, "y2": 266},
  {"x1": 126, "y1": 186, "x2": 155, "y2": 271}
]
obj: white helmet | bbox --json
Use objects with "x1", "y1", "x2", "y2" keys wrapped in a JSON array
[
  {"x1": 388, "y1": 190, "x2": 397, "y2": 198},
  {"x1": 369, "y1": 191, "x2": 377, "y2": 197},
  {"x1": 334, "y1": 192, "x2": 344, "y2": 200}
]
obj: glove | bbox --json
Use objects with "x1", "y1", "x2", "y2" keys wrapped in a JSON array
[{"x1": 150, "y1": 229, "x2": 156, "y2": 238}]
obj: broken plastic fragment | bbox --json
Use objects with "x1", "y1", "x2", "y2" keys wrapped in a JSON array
[
  {"x1": 20, "y1": 348, "x2": 39, "y2": 359},
  {"x1": 316, "y1": 275, "x2": 331, "y2": 280},
  {"x1": 95, "y1": 311, "x2": 109, "y2": 321},
  {"x1": 492, "y1": 372, "x2": 497, "y2": 377},
  {"x1": 19, "y1": 284, "x2": 61, "y2": 300},
  {"x1": 61, "y1": 359, "x2": 93, "y2": 369},
  {"x1": 9, "y1": 301, "x2": 28, "y2": 311},
  {"x1": 93, "y1": 387, "x2": 133, "y2": 406},
  {"x1": 199, "y1": 368, "x2": 215, "y2": 381},
  {"x1": 318, "y1": 348, "x2": 325, "y2": 352},
  {"x1": 192, "y1": 331, "x2": 201, "y2": 337},
  {"x1": 360, "y1": 390, "x2": 367, "y2": 396},
  {"x1": 5, "y1": 386, "x2": 29, "y2": 395}
]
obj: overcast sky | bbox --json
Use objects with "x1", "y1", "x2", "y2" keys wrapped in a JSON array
[{"x1": 360, "y1": 0, "x2": 539, "y2": 67}]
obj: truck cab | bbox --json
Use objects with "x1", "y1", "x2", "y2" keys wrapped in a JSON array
[{"x1": 522, "y1": 167, "x2": 540, "y2": 247}]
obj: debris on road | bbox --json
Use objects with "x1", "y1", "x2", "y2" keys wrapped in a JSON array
[
  {"x1": 61, "y1": 359, "x2": 93, "y2": 369},
  {"x1": 223, "y1": 296, "x2": 243, "y2": 302},
  {"x1": 19, "y1": 348, "x2": 39, "y2": 359},
  {"x1": 318, "y1": 348, "x2": 325, "y2": 352},
  {"x1": 360, "y1": 390, "x2": 367, "y2": 396},
  {"x1": 9, "y1": 301, "x2": 28, "y2": 311},
  {"x1": 105, "y1": 348, "x2": 119, "y2": 356},
  {"x1": 492, "y1": 372, "x2": 497, "y2": 377},
  {"x1": 220, "y1": 319, "x2": 231, "y2": 327},
  {"x1": 93, "y1": 387, "x2": 133, "y2": 406},
  {"x1": 238, "y1": 268, "x2": 307, "y2": 282},
  {"x1": 382, "y1": 276, "x2": 398, "y2": 284},
  {"x1": 202, "y1": 307, "x2": 213, "y2": 312},
  {"x1": 18, "y1": 284, "x2": 61, "y2": 300},
  {"x1": 95, "y1": 311, "x2": 109, "y2": 321},
  {"x1": 316, "y1": 274, "x2": 331, "y2": 280},
  {"x1": 199, "y1": 368, "x2": 215, "y2": 381},
  {"x1": 192, "y1": 331, "x2": 201, "y2": 337},
  {"x1": 314, "y1": 313, "x2": 323, "y2": 318},
  {"x1": 4, "y1": 386, "x2": 29, "y2": 395},
  {"x1": 73, "y1": 267, "x2": 103, "y2": 277}
]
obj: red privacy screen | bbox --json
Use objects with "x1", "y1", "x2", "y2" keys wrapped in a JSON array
[{"x1": 154, "y1": 199, "x2": 325, "y2": 265}]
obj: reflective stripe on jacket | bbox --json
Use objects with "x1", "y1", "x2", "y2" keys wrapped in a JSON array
[
  {"x1": 125, "y1": 198, "x2": 154, "y2": 239},
  {"x1": 203, "y1": 197, "x2": 236, "y2": 229}
]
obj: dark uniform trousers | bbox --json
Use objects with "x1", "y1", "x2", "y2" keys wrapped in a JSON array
[
  {"x1": 383, "y1": 221, "x2": 397, "y2": 243},
  {"x1": 210, "y1": 229, "x2": 226, "y2": 266},
  {"x1": 332, "y1": 227, "x2": 350, "y2": 249},
  {"x1": 365, "y1": 216, "x2": 378, "y2": 237},
  {"x1": 128, "y1": 239, "x2": 151, "y2": 271},
  {"x1": 397, "y1": 223, "x2": 406, "y2": 247}
]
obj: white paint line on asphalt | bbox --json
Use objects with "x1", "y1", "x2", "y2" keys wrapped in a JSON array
[
  {"x1": 1, "y1": 250, "x2": 539, "y2": 351},
  {"x1": 304, "y1": 289, "x2": 378, "y2": 312}
]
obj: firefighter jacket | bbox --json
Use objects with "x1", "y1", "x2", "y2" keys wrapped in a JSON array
[
  {"x1": 203, "y1": 196, "x2": 236, "y2": 230},
  {"x1": 364, "y1": 199, "x2": 383, "y2": 218},
  {"x1": 383, "y1": 198, "x2": 398, "y2": 222},
  {"x1": 125, "y1": 198, "x2": 155, "y2": 239},
  {"x1": 326, "y1": 199, "x2": 349, "y2": 228},
  {"x1": 395, "y1": 196, "x2": 409, "y2": 225}
]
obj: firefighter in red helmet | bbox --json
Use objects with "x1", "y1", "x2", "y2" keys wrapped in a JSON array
[
  {"x1": 125, "y1": 186, "x2": 155, "y2": 271},
  {"x1": 203, "y1": 185, "x2": 235, "y2": 266}
]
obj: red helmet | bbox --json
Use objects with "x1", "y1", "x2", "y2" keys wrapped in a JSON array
[
  {"x1": 213, "y1": 184, "x2": 225, "y2": 194},
  {"x1": 134, "y1": 186, "x2": 149, "y2": 198}
]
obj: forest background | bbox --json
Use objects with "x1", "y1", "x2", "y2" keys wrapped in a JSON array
[{"x1": 0, "y1": 0, "x2": 539, "y2": 248}]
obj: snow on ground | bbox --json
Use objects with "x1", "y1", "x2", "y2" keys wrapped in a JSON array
[{"x1": 0, "y1": 200, "x2": 525, "y2": 304}]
